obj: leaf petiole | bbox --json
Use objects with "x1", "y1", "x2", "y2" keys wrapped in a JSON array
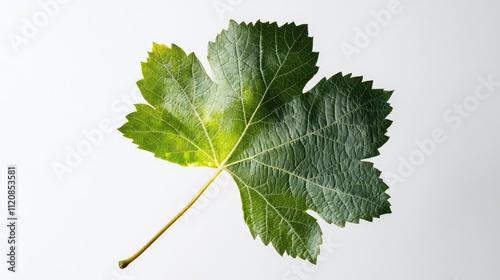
[{"x1": 118, "y1": 167, "x2": 224, "y2": 269}]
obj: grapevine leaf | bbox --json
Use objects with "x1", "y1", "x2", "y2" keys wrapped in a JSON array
[{"x1": 119, "y1": 20, "x2": 392, "y2": 263}]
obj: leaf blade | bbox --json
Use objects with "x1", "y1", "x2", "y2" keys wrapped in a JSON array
[
  {"x1": 119, "y1": 21, "x2": 393, "y2": 263},
  {"x1": 226, "y1": 73, "x2": 392, "y2": 259}
]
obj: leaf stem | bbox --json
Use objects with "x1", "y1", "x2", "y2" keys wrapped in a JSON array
[{"x1": 118, "y1": 167, "x2": 224, "y2": 269}]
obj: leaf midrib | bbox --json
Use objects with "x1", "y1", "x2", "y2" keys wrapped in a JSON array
[
  {"x1": 250, "y1": 157, "x2": 388, "y2": 211},
  {"x1": 153, "y1": 46, "x2": 219, "y2": 165},
  {"x1": 228, "y1": 170, "x2": 317, "y2": 260},
  {"x1": 225, "y1": 93, "x2": 389, "y2": 167},
  {"x1": 217, "y1": 25, "x2": 306, "y2": 169}
]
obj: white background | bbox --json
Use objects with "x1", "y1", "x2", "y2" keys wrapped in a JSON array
[{"x1": 1, "y1": 0, "x2": 500, "y2": 279}]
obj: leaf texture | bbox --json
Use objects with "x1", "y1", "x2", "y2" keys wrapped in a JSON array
[{"x1": 119, "y1": 20, "x2": 393, "y2": 263}]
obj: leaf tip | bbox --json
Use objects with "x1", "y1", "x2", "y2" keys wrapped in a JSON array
[{"x1": 151, "y1": 42, "x2": 164, "y2": 51}]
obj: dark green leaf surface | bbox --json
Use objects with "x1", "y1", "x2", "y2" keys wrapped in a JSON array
[{"x1": 119, "y1": 20, "x2": 392, "y2": 263}]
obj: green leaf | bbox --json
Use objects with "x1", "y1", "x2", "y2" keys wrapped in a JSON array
[{"x1": 119, "y1": 20, "x2": 392, "y2": 263}]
